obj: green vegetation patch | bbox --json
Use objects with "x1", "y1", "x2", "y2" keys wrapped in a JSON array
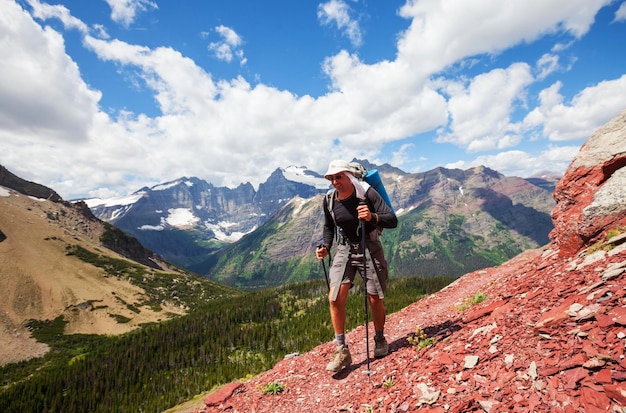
[
  {"x1": 454, "y1": 291, "x2": 488, "y2": 311},
  {"x1": 64, "y1": 244, "x2": 241, "y2": 311},
  {"x1": 261, "y1": 381, "x2": 285, "y2": 395},
  {"x1": 407, "y1": 326, "x2": 437, "y2": 351},
  {"x1": 587, "y1": 226, "x2": 626, "y2": 254}
]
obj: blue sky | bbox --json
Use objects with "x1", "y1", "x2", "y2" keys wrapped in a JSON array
[{"x1": 1, "y1": 0, "x2": 626, "y2": 200}]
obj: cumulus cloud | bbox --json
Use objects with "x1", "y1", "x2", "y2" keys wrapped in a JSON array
[
  {"x1": 104, "y1": 0, "x2": 157, "y2": 27},
  {"x1": 0, "y1": 1, "x2": 100, "y2": 144},
  {"x1": 536, "y1": 53, "x2": 560, "y2": 81},
  {"x1": 318, "y1": 0, "x2": 363, "y2": 48},
  {"x1": 390, "y1": 143, "x2": 429, "y2": 172},
  {"x1": 615, "y1": 2, "x2": 626, "y2": 22},
  {"x1": 524, "y1": 75, "x2": 626, "y2": 141},
  {"x1": 435, "y1": 63, "x2": 534, "y2": 152},
  {"x1": 446, "y1": 145, "x2": 581, "y2": 178},
  {"x1": 25, "y1": 0, "x2": 89, "y2": 33},
  {"x1": 395, "y1": 0, "x2": 606, "y2": 74},
  {"x1": 207, "y1": 25, "x2": 247, "y2": 65}
]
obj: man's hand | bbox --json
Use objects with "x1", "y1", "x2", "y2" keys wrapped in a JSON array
[
  {"x1": 357, "y1": 203, "x2": 372, "y2": 221},
  {"x1": 316, "y1": 245, "x2": 329, "y2": 260}
]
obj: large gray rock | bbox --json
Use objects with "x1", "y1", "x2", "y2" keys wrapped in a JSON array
[{"x1": 551, "y1": 109, "x2": 626, "y2": 256}]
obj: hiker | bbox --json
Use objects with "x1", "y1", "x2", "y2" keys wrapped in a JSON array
[{"x1": 316, "y1": 160, "x2": 398, "y2": 372}]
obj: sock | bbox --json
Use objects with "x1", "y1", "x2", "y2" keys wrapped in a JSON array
[{"x1": 335, "y1": 333, "x2": 345, "y2": 347}]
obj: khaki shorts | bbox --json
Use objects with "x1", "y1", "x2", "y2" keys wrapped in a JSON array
[{"x1": 328, "y1": 234, "x2": 389, "y2": 299}]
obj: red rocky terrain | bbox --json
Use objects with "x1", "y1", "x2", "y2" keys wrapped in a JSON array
[{"x1": 191, "y1": 110, "x2": 626, "y2": 413}]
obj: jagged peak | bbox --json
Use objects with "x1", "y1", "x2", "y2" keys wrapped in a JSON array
[{"x1": 151, "y1": 177, "x2": 192, "y2": 191}]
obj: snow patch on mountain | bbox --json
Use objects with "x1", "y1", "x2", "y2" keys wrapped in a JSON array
[
  {"x1": 283, "y1": 166, "x2": 330, "y2": 190},
  {"x1": 139, "y1": 224, "x2": 164, "y2": 231},
  {"x1": 140, "y1": 208, "x2": 201, "y2": 231},
  {"x1": 204, "y1": 220, "x2": 252, "y2": 242},
  {"x1": 152, "y1": 178, "x2": 194, "y2": 191},
  {"x1": 84, "y1": 192, "x2": 145, "y2": 208},
  {"x1": 110, "y1": 206, "x2": 132, "y2": 220},
  {"x1": 163, "y1": 208, "x2": 199, "y2": 228},
  {"x1": 291, "y1": 197, "x2": 307, "y2": 215}
]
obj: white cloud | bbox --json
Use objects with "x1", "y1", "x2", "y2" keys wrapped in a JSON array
[
  {"x1": 551, "y1": 40, "x2": 575, "y2": 53},
  {"x1": 0, "y1": 2, "x2": 100, "y2": 144},
  {"x1": 436, "y1": 63, "x2": 534, "y2": 152},
  {"x1": 396, "y1": 0, "x2": 610, "y2": 73},
  {"x1": 26, "y1": 0, "x2": 89, "y2": 33},
  {"x1": 104, "y1": 0, "x2": 157, "y2": 27},
  {"x1": 536, "y1": 53, "x2": 560, "y2": 81},
  {"x1": 446, "y1": 145, "x2": 581, "y2": 178},
  {"x1": 318, "y1": 0, "x2": 363, "y2": 48},
  {"x1": 524, "y1": 75, "x2": 626, "y2": 141},
  {"x1": 208, "y1": 25, "x2": 247, "y2": 65},
  {"x1": 390, "y1": 143, "x2": 416, "y2": 170},
  {"x1": 615, "y1": 1, "x2": 626, "y2": 22}
]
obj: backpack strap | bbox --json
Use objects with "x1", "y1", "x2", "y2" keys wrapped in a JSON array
[
  {"x1": 326, "y1": 188, "x2": 341, "y2": 244},
  {"x1": 326, "y1": 188, "x2": 336, "y2": 225},
  {"x1": 327, "y1": 187, "x2": 383, "y2": 236}
]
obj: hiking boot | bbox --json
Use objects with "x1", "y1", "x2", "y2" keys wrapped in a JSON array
[
  {"x1": 374, "y1": 335, "x2": 389, "y2": 358},
  {"x1": 326, "y1": 345, "x2": 351, "y2": 372}
]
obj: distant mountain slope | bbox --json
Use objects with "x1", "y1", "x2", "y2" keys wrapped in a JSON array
[
  {"x1": 86, "y1": 162, "x2": 556, "y2": 288},
  {"x1": 0, "y1": 171, "x2": 240, "y2": 366},
  {"x1": 197, "y1": 165, "x2": 555, "y2": 288},
  {"x1": 189, "y1": 196, "x2": 326, "y2": 288},
  {"x1": 385, "y1": 165, "x2": 554, "y2": 277},
  {"x1": 86, "y1": 167, "x2": 330, "y2": 269}
]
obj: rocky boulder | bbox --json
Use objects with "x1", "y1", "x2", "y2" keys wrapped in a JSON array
[{"x1": 551, "y1": 109, "x2": 626, "y2": 257}]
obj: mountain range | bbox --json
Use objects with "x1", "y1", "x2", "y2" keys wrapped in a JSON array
[{"x1": 84, "y1": 162, "x2": 559, "y2": 289}]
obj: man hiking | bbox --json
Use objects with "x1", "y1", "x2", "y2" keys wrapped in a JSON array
[{"x1": 316, "y1": 160, "x2": 398, "y2": 372}]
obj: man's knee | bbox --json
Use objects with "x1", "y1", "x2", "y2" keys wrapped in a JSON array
[{"x1": 369, "y1": 294, "x2": 385, "y2": 308}]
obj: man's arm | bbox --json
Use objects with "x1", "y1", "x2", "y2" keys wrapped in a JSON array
[{"x1": 366, "y1": 187, "x2": 397, "y2": 229}]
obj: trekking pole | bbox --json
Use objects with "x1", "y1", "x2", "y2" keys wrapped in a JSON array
[
  {"x1": 359, "y1": 200, "x2": 371, "y2": 379},
  {"x1": 317, "y1": 245, "x2": 331, "y2": 291}
]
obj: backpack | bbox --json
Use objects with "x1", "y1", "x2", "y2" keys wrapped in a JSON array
[{"x1": 345, "y1": 161, "x2": 367, "y2": 180}]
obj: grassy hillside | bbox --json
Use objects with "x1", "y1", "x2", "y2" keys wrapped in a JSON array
[
  {"x1": 192, "y1": 197, "x2": 326, "y2": 289},
  {"x1": 0, "y1": 187, "x2": 238, "y2": 366}
]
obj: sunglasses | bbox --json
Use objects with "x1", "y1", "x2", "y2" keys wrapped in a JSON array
[{"x1": 329, "y1": 174, "x2": 344, "y2": 181}]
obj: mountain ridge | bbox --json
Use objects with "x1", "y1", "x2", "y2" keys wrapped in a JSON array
[
  {"x1": 193, "y1": 164, "x2": 555, "y2": 288},
  {"x1": 85, "y1": 162, "x2": 557, "y2": 288}
]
